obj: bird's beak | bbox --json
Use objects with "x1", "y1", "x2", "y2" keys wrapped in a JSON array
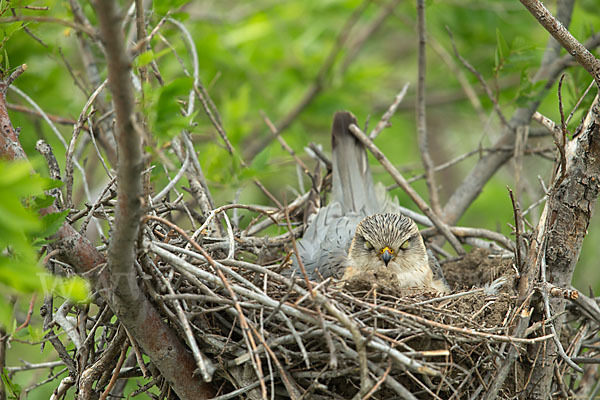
[{"x1": 380, "y1": 247, "x2": 393, "y2": 266}]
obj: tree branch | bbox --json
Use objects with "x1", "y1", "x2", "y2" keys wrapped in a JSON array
[
  {"x1": 91, "y1": 1, "x2": 215, "y2": 398},
  {"x1": 441, "y1": 14, "x2": 600, "y2": 225},
  {"x1": 519, "y1": 0, "x2": 600, "y2": 86},
  {"x1": 416, "y1": 0, "x2": 441, "y2": 215},
  {"x1": 526, "y1": 92, "x2": 600, "y2": 397}
]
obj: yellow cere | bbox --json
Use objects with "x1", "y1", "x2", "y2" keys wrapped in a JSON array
[{"x1": 380, "y1": 246, "x2": 394, "y2": 255}]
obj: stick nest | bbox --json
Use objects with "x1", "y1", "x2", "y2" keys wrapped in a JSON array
[{"x1": 138, "y1": 215, "x2": 594, "y2": 399}]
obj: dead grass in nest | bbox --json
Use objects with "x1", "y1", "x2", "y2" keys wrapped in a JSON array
[{"x1": 142, "y1": 219, "x2": 593, "y2": 399}]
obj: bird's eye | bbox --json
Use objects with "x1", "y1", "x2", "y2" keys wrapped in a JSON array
[
  {"x1": 400, "y1": 240, "x2": 409, "y2": 250},
  {"x1": 364, "y1": 241, "x2": 374, "y2": 250}
]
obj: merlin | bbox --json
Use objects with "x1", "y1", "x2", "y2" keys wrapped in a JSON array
[{"x1": 294, "y1": 111, "x2": 448, "y2": 292}]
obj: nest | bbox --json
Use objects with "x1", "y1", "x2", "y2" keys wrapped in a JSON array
[{"x1": 138, "y1": 214, "x2": 596, "y2": 399}]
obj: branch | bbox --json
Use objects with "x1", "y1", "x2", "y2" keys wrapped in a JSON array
[
  {"x1": 0, "y1": 65, "x2": 28, "y2": 160},
  {"x1": 243, "y1": 0, "x2": 402, "y2": 160},
  {"x1": 24, "y1": 2, "x2": 219, "y2": 398},
  {"x1": 441, "y1": 9, "x2": 600, "y2": 225},
  {"x1": 526, "y1": 92, "x2": 600, "y2": 397},
  {"x1": 519, "y1": 0, "x2": 600, "y2": 86},
  {"x1": 0, "y1": 16, "x2": 97, "y2": 39},
  {"x1": 416, "y1": 0, "x2": 441, "y2": 215}
]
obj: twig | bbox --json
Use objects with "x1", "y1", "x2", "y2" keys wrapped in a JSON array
[
  {"x1": 507, "y1": 187, "x2": 523, "y2": 272},
  {"x1": 539, "y1": 240, "x2": 583, "y2": 372},
  {"x1": 532, "y1": 111, "x2": 562, "y2": 138},
  {"x1": 191, "y1": 203, "x2": 278, "y2": 243},
  {"x1": 369, "y1": 83, "x2": 410, "y2": 140},
  {"x1": 99, "y1": 342, "x2": 128, "y2": 400},
  {"x1": 9, "y1": 86, "x2": 95, "y2": 211},
  {"x1": 361, "y1": 359, "x2": 392, "y2": 400},
  {"x1": 7, "y1": 103, "x2": 79, "y2": 126},
  {"x1": 0, "y1": 15, "x2": 97, "y2": 38},
  {"x1": 151, "y1": 149, "x2": 190, "y2": 204},
  {"x1": 5, "y1": 360, "x2": 64, "y2": 373},
  {"x1": 421, "y1": 225, "x2": 514, "y2": 250},
  {"x1": 65, "y1": 79, "x2": 108, "y2": 209},
  {"x1": 244, "y1": 191, "x2": 310, "y2": 236},
  {"x1": 356, "y1": 300, "x2": 553, "y2": 344},
  {"x1": 261, "y1": 111, "x2": 310, "y2": 175},
  {"x1": 243, "y1": 0, "x2": 373, "y2": 160},
  {"x1": 150, "y1": 262, "x2": 215, "y2": 381},
  {"x1": 53, "y1": 301, "x2": 82, "y2": 350},
  {"x1": 519, "y1": 0, "x2": 600, "y2": 86},
  {"x1": 13, "y1": 294, "x2": 36, "y2": 334},
  {"x1": 551, "y1": 74, "x2": 569, "y2": 191},
  {"x1": 447, "y1": 27, "x2": 509, "y2": 128},
  {"x1": 429, "y1": 38, "x2": 487, "y2": 125},
  {"x1": 416, "y1": 0, "x2": 441, "y2": 215},
  {"x1": 35, "y1": 140, "x2": 63, "y2": 205},
  {"x1": 566, "y1": 79, "x2": 595, "y2": 126}
]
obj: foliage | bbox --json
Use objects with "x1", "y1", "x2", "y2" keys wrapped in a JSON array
[
  {"x1": 1, "y1": 0, "x2": 600, "y2": 397},
  {"x1": 0, "y1": 160, "x2": 87, "y2": 328}
]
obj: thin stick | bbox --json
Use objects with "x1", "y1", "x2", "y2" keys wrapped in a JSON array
[
  {"x1": 447, "y1": 27, "x2": 509, "y2": 128},
  {"x1": 369, "y1": 83, "x2": 410, "y2": 140},
  {"x1": 13, "y1": 294, "x2": 36, "y2": 334},
  {"x1": 361, "y1": 359, "x2": 392, "y2": 400},
  {"x1": 261, "y1": 111, "x2": 310, "y2": 174},
  {"x1": 519, "y1": 0, "x2": 600, "y2": 85},
  {"x1": 374, "y1": 303, "x2": 553, "y2": 344},
  {"x1": 566, "y1": 79, "x2": 595, "y2": 126},
  {"x1": 507, "y1": 187, "x2": 523, "y2": 272},
  {"x1": 553, "y1": 74, "x2": 568, "y2": 190},
  {"x1": 416, "y1": 0, "x2": 441, "y2": 215},
  {"x1": 99, "y1": 343, "x2": 128, "y2": 400},
  {"x1": 0, "y1": 16, "x2": 97, "y2": 38},
  {"x1": 151, "y1": 262, "x2": 215, "y2": 381},
  {"x1": 144, "y1": 216, "x2": 267, "y2": 397}
]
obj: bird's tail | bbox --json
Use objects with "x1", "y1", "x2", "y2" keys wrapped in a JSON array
[{"x1": 331, "y1": 111, "x2": 378, "y2": 214}]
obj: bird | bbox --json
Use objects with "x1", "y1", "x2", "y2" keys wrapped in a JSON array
[{"x1": 293, "y1": 111, "x2": 448, "y2": 292}]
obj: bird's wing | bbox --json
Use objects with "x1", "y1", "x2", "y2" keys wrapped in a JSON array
[{"x1": 293, "y1": 202, "x2": 363, "y2": 280}]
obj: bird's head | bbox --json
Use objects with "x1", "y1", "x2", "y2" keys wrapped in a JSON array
[{"x1": 347, "y1": 213, "x2": 428, "y2": 273}]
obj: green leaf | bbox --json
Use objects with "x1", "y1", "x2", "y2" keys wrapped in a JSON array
[
  {"x1": 1, "y1": 367, "x2": 22, "y2": 399},
  {"x1": 38, "y1": 210, "x2": 68, "y2": 238},
  {"x1": 151, "y1": 77, "x2": 195, "y2": 141},
  {"x1": 249, "y1": 145, "x2": 271, "y2": 173},
  {"x1": 494, "y1": 28, "x2": 510, "y2": 72},
  {"x1": 32, "y1": 194, "x2": 57, "y2": 210},
  {"x1": 137, "y1": 50, "x2": 155, "y2": 67},
  {"x1": 54, "y1": 276, "x2": 89, "y2": 303},
  {"x1": 27, "y1": 324, "x2": 44, "y2": 342},
  {"x1": 154, "y1": 0, "x2": 189, "y2": 15}
]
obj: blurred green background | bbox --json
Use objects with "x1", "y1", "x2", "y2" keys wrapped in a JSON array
[{"x1": 2, "y1": 0, "x2": 599, "y2": 397}]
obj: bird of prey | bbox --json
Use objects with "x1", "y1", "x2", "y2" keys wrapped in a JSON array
[{"x1": 294, "y1": 111, "x2": 448, "y2": 292}]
